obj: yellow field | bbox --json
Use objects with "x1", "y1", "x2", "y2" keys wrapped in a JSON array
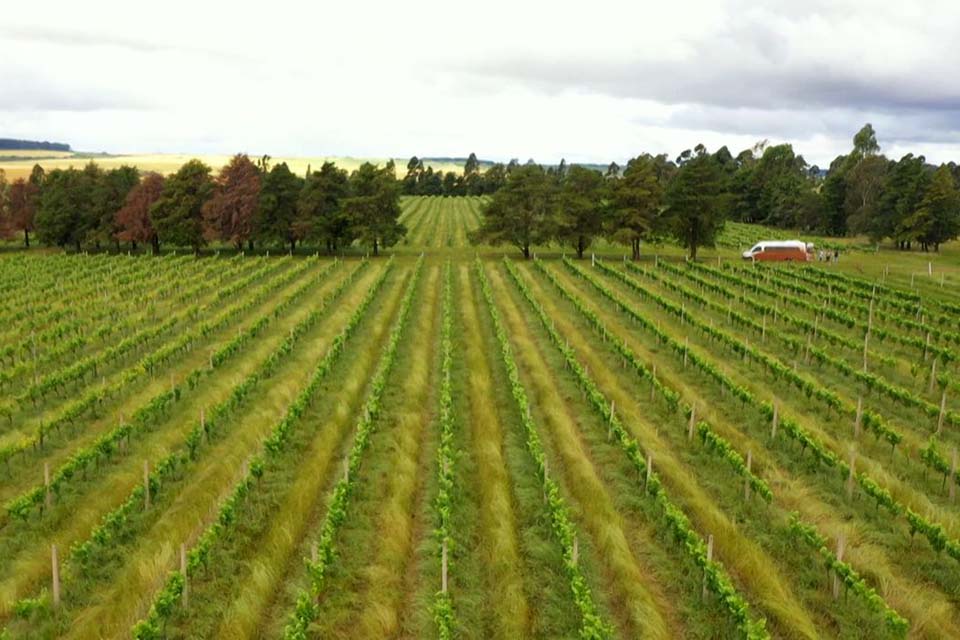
[{"x1": 0, "y1": 154, "x2": 465, "y2": 180}]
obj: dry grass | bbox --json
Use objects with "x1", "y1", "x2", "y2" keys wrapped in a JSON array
[
  {"x1": 0, "y1": 154, "x2": 465, "y2": 181},
  {"x1": 457, "y1": 263, "x2": 531, "y2": 638},
  {"x1": 525, "y1": 262, "x2": 821, "y2": 639},
  {"x1": 486, "y1": 263, "x2": 674, "y2": 640},
  {"x1": 211, "y1": 265, "x2": 411, "y2": 639},
  {"x1": 351, "y1": 265, "x2": 441, "y2": 636}
]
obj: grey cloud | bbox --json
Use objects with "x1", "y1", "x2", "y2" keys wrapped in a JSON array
[{"x1": 0, "y1": 70, "x2": 151, "y2": 112}]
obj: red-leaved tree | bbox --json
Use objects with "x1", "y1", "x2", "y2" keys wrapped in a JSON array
[
  {"x1": 203, "y1": 154, "x2": 261, "y2": 250},
  {"x1": 8, "y1": 178, "x2": 40, "y2": 247},
  {"x1": 116, "y1": 172, "x2": 165, "y2": 254}
]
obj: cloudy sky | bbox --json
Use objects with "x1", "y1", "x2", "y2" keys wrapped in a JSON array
[{"x1": 3, "y1": 0, "x2": 959, "y2": 166}]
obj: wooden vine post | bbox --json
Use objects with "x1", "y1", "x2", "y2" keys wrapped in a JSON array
[
  {"x1": 44, "y1": 461, "x2": 52, "y2": 509},
  {"x1": 181, "y1": 543, "x2": 189, "y2": 607},
  {"x1": 770, "y1": 404, "x2": 779, "y2": 439},
  {"x1": 930, "y1": 358, "x2": 938, "y2": 394},
  {"x1": 847, "y1": 451, "x2": 856, "y2": 500},
  {"x1": 937, "y1": 390, "x2": 947, "y2": 435},
  {"x1": 702, "y1": 534, "x2": 713, "y2": 599},
  {"x1": 854, "y1": 397, "x2": 863, "y2": 439},
  {"x1": 645, "y1": 454, "x2": 653, "y2": 487},
  {"x1": 650, "y1": 366, "x2": 657, "y2": 402},
  {"x1": 950, "y1": 448, "x2": 958, "y2": 502},
  {"x1": 441, "y1": 539, "x2": 448, "y2": 593},
  {"x1": 51, "y1": 544, "x2": 61, "y2": 608},
  {"x1": 143, "y1": 460, "x2": 151, "y2": 510},
  {"x1": 688, "y1": 406, "x2": 696, "y2": 440},
  {"x1": 744, "y1": 451, "x2": 752, "y2": 500},
  {"x1": 832, "y1": 534, "x2": 846, "y2": 600}
]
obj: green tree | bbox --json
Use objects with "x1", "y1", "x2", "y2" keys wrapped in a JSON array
[
  {"x1": 556, "y1": 165, "x2": 607, "y2": 258},
  {"x1": 665, "y1": 150, "x2": 729, "y2": 259},
  {"x1": 299, "y1": 161, "x2": 351, "y2": 254},
  {"x1": 875, "y1": 154, "x2": 929, "y2": 246},
  {"x1": 470, "y1": 163, "x2": 556, "y2": 259},
  {"x1": 35, "y1": 168, "x2": 94, "y2": 251},
  {"x1": 149, "y1": 159, "x2": 214, "y2": 254},
  {"x1": 403, "y1": 156, "x2": 423, "y2": 195},
  {"x1": 903, "y1": 165, "x2": 960, "y2": 251},
  {"x1": 256, "y1": 162, "x2": 304, "y2": 252},
  {"x1": 607, "y1": 155, "x2": 665, "y2": 260},
  {"x1": 90, "y1": 165, "x2": 140, "y2": 250},
  {"x1": 343, "y1": 162, "x2": 405, "y2": 256},
  {"x1": 480, "y1": 163, "x2": 507, "y2": 194},
  {"x1": 844, "y1": 155, "x2": 888, "y2": 238}
]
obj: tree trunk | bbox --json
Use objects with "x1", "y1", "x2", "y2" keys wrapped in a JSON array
[
  {"x1": 373, "y1": 238, "x2": 379, "y2": 257},
  {"x1": 248, "y1": 240, "x2": 254, "y2": 252},
  {"x1": 290, "y1": 238, "x2": 296, "y2": 254},
  {"x1": 23, "y1": 229, "x2": 30, "y2": 248},
  {"x1": 151, "y1": 235, "x2": 160, "y2": 256},
  {"x1": 131, "y1": 241, "x2": 137, "y2": 252},
  {"x1": 632, "y1": 238, "x2": 640, "y2": 261},
  {"x1": 577, "y1": 235, "x2": 585, "y2": 259},
  {"x1": 522, "y1": 243, "x2": 530, "y2": 259},
  {"x1": 75, "y1": 239, "x2": 81, "y2": 253}
]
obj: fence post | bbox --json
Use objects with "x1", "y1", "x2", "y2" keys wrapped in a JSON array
[
  {"x1": 771, "y1": 404, "x2": 779, "y2": 439},
  {"x1": 930, "y1": 358, "x2": 938, "y2": 394},
  {"x1": 688, "y1": 406, "x2": 696, "y2": 440}
]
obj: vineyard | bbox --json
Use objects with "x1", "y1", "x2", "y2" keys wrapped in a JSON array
[{"x1": 1, "y1": 196, "x2": 959, "y2": 639}]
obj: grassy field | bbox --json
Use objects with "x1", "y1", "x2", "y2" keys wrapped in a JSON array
[
  {"x1": 1, "y1": 197, "x2": 959, "y2": 639},
  {"x1": 0, "y1": 154, "x2": 466, "y2": 181}
]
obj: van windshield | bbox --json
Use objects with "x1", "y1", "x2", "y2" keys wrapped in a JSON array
[{"x1": 750, "y1": 245, "x2": 762, "y2": 253}]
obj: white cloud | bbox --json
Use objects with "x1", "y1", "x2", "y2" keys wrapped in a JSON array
[{"x1": 1, "y1": 0, "x2": 959, "y2": 166}]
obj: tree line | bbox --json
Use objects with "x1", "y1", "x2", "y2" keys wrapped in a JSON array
[
  {"x1": 0, "y1": 156, "x2": 405, "y2": 256},
  {"x1": 402, "y1": 152, "x2": 507, "y2": 196},
  {"x1": 473, "y1": 124, "x2": 960, "y2": 258}
]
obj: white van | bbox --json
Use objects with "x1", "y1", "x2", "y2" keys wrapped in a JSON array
[{"x1": 742, "y1": 240, "x2": 814, "y2": 262}]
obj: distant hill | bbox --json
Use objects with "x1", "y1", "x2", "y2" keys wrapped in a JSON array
[{"x1": 0, "y1": 138, "x2": 71, "y2": 152}]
